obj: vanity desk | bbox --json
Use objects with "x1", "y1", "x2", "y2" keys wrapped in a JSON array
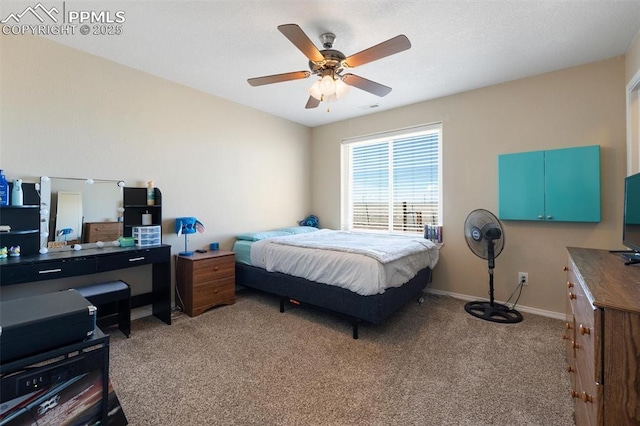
[{"x1": 0, "y1": 244, "x2": 172, "y2": 325}]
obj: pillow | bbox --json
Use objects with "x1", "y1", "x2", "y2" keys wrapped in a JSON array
[
  {"x1": 235, "y1": 230, "x2": 291, "y2": 241},
  {"x1": 276, "y1": 226, "x2": 319, "y2": 235}
]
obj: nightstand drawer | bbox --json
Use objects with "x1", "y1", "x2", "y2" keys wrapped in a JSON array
[
  {"x1": 192, "y1": 256, "x2": 234, "y2": 283},
  {"x1": 193, "y1": 277, "x2": 235, "y2": 308}
]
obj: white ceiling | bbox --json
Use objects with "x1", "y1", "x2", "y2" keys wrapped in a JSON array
[{"x1": 5, "y1": 1, "x2": 640, "y2": 127}]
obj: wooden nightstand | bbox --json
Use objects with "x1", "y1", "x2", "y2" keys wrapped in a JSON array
[{"x1": 175, "y1": 250, "x2": 235, "y2": 317}]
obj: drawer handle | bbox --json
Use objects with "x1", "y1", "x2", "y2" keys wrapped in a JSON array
[
  {"x1": 579, "y1": 324, "x2": 591, "y2": 335},
  {"x1": 39, "y1": 268, "x2": 62, "y2": 274},
  {"x1": 566, "y1": 281, "x2": 574, "y2": 289},
  {"x1": 568, "y1": 292, "x2": 577, "y2": 300},
  {"x1": 129, "y1": 257, "x2": 145, "y2": 262},
  {"x1": 214, "y1": 267, "x2": 219, "y2": 271},
  {"x1": 566, "y1": 365, "x2": 575, "y2": 373},
  {"x1": 572, "y1": 341, "x2": 580, "y2": 349},
  {"x1": 581, "y1": 392, "x2": 593, "y2": 403},
  {"x1": 214, "y1": 289, "x2": 219, "y2": 294},
  {"x1": 565, "y1": 322, "x2": 573, "y2": 330},
  {"x1": 562, "y1": 334, "x2": 570, "y2": 340},
  {"x1": 570, "y1": 390, "x2": 579, "y2": 399},
  {"x1": 563, "y1": 266, "x2": 568, "y2": 272}
]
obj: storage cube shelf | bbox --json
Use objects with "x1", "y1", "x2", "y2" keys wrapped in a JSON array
[
  {"x1": 132, "y1": 226, "x2": 161, "y2": 247},
  {"x1": 122, "y1": 187, "x2": 162, "y2": 238}
]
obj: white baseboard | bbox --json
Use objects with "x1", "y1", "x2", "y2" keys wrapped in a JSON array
[
  {"x1": 425, "y1": 288, "x2": 565, "y2": 321},
  {"x1": 133, "y1": 292, "x2": 564, "y2": 321}
]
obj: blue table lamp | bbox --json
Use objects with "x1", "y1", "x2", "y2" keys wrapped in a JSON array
[{"x1": 175, "y1": 217, "x2": 205, "y2": 256}]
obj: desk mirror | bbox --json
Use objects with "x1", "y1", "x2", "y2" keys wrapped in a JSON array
[{"x1": 39, "y1": 177, "x2": 124, "y2": 250}]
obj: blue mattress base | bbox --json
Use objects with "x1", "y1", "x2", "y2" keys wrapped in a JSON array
[{"x1": 235, "y1": 263, "x2": 432, "y2": 337}]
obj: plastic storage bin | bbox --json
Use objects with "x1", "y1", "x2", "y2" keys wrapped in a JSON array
[
  {"x1": 132, "y1": 226, "x2": 161, "y2": 247},
  {"x1": 118, "y1": 237, "x2": 135, "y2": 247}
]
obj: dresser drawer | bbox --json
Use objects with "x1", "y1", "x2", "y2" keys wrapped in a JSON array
[
  {"x1": 192, "y1": 256, "x2": 234, "y2": 283},
  {"x1": 575, "y1": 374, "x2": 599, "y2": 424},
  {"x1": 571, "y1": 276, "x2": 597, "y2": 380},
  {"x1": 194, "y1": 277, "x2": 235, "y2": 306},
  {"x1": 564, "y1": 293, "x2": 576, "y2": 388},
  {"x1": 566, "y1": 256, "x2": 601, "y2": 425}
]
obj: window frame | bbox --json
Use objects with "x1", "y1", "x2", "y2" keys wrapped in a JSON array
[{"x1": 340, "y1": 123, "x2": 443, "y2": 235}]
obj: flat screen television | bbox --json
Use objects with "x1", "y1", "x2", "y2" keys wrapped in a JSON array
[{"x1": 622, "y1": 172, "x2": 640, "y2": 264}]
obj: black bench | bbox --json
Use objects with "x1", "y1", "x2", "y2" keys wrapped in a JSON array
[{"x1": 76, "y1": 281, "x2": 131, "y2": 337}]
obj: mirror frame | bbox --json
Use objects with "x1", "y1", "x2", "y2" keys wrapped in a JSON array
[{"x1": 39, "y1": 176, "x2": 125, "y2": 252}]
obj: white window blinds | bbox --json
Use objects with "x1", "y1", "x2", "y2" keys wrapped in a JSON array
[{"x1": 342, "y1": 123, "x2": 442, "y2": 234}]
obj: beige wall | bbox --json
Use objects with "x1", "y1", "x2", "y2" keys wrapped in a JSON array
[
  {"x1": 626, "y1": 30, "x2": 640, "y2": 174},
  {"x1": 310, "y1": 57, "x2": 627, "y2": 315},
  {"x1": 1, "y1": 35, "x2": 311, "y2": 298},
  {"x1": 1, "y1": 34, "x2": 311, "y2": 246},
  {"x1": 626, "y1": 30, "x2": 640, "y2": 85}
]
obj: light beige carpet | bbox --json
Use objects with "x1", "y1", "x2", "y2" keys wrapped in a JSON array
[{"x1": 108, "y1": 291, "x2": 574, "y2": 425}]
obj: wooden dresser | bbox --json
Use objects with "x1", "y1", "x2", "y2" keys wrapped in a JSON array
[
  {"x1": 564, "y1": 247, "x2": 640, "y2": 425},
  {"x1": 83, "y1": 222, "x2": 122, "y2": 243},
  {"x1": 175, "y1": 250, "x2": 235, "y2": 317}
]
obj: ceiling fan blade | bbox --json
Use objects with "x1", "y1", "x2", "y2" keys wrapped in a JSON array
[
  {"x1": 342, "y1": 74, "x2": 392, "y2": 97},
  {"x1": 305, "y1": 96, "x2": 320, "y2": 109},
  {"x1": 278, "y1": 24, "x2": 325, "y2": 62},
  {"x1": 343, "y1": 35, "x2": 411, "y2": 68},
  {"x1": 247, "y1": 71, "x2": 310, "y2": 87}
]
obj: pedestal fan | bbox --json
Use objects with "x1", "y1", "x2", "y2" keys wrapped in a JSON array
[{"x1": 463, "y1": 209, "x2": 523, "y2": 323}]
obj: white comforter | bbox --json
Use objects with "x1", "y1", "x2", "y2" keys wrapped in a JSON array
[{"x1": 250, "y1": 229, "x2": 439, "y2": 296}]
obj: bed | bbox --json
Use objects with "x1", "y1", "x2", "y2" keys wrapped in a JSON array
[{"x1": 232, "y1": 226, "x2": 440, "y2": 339}]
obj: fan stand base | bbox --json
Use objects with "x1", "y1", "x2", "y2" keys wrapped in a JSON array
[{"x1": 464, "y1": 300, "x2": 523, "y2": 323}]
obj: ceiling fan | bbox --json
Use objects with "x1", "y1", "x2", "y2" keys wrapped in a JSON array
[{"x1": 247, "y1": 24, "x2": 411, "y2": 109}]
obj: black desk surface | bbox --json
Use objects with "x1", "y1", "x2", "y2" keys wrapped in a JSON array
[
  {"x1": 0, "y1": 245, "x2": 172, "y2": 324},
  {"x1": 0, "y1": 244, "x2": 171, "y2": 266}
]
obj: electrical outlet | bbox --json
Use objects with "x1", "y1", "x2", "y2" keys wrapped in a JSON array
[{"x1": 518, "y1": 272, "x2": 528, "y2": 286}]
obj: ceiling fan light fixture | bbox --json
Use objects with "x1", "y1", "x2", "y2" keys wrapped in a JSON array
[
  {"x1": 334, "y1": 78, "x2": 350, "y2": 99},
  {"x1": 307, "y1": 80, "x2": 323, "y2": 100},
  {"x1": 324, "y1": 93, "x2": 337, "y2": 103},
  {"x1": 319, "y1": 74, "x2": 336, "y2": 96}
]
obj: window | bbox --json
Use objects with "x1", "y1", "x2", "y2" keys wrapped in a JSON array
[{"x1": 341, "y1": 123, "x2": 442, "y2": 234}]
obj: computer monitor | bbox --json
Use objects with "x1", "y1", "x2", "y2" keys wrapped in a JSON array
[{"x1": 622, "y1": 172, "x2": 640, "y2": 263}]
